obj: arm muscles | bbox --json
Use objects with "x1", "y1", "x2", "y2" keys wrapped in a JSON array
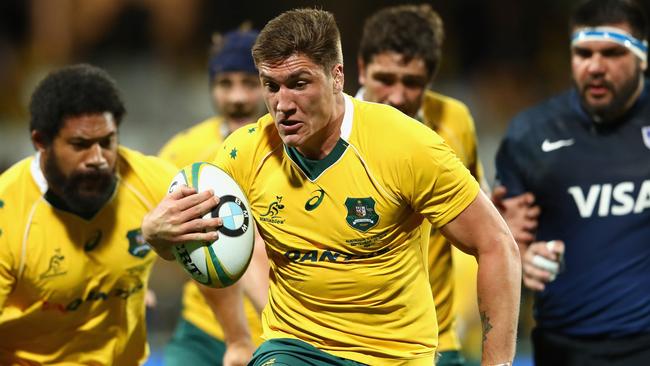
[{"x1": 440, "y1": 191, "x2": 521, "y2": 364}]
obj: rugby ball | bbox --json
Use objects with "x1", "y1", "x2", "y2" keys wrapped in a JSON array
[{"x1": 168, "y1": 162, "x2": 254, "y2": 288}]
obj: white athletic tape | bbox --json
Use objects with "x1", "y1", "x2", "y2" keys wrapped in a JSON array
[
  {"x1": 546, "y1": 240, "x2": 556, "y2": 252},
  {"x1": 532, "y1": 254, "x2": 559, "y2": 276},
  {"x1": 572, "y1": 26, "x2": 648, "y2": 62}
]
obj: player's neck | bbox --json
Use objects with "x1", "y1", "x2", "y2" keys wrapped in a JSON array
[{"x1": 296, "y1": 94, "x2": 345, "y2": 160}]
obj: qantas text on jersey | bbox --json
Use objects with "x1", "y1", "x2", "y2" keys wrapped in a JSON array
[{"x1": 568, "y1": 179, "x2": 650, "y2": 217}]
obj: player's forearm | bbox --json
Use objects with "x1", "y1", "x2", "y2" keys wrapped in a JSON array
[
  {"x1": 241, "y1": 231, "x2": 269, "y2": 314},
  {"x1": 199, "y1": 283, "x2": 252, "y2": 343},
  {"x1": 476, "y1": 237, "x2": 521, "y2": 365}
]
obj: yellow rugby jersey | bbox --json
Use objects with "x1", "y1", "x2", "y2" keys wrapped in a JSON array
[
  {"x1": 420, "y1": 90, "x2": 483, "y2": 352},
  {"x1": 213, "y1": 95, "x2": 480, "y2": 366},
  {"x1": 0, "y1": 147, "x2": 176, "y2": 365},
  {"x1": 158, "y1": 117, "x2": 263, "y2": 346},
  {"x1": 158, "y1": 116, "x2": 227, "y2": 169}
]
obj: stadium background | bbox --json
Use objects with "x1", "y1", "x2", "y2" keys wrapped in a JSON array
[{"x1": 2, "y1": 0, "x2": 649, "y2": 364}]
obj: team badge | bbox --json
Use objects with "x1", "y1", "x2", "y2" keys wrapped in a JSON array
[
  {"x1": 642, "y1": 126, "x2": 650, "y2": 149},
  {"x1": 126, "y1": 229, "x2": 152, "y2": 258},
  {"x1": 345, "y1": 197, "x2": 379, "y2": 232}
]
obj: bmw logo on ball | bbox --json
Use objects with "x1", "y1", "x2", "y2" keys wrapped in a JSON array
[{"x1": 213, "y1": 195, "x2": 250, "y2": 237}]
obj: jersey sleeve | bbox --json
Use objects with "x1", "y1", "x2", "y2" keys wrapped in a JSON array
[
  {"x1": 141, "y1": 156, "x2": 179, "y2": 203},
  {"x1": 212, "y1": 122, "x2": 261, "y2": 196},
  {"x1": 400, "y1": 124, "x2": 480, "y2": 228},
  {"x1": 118, "y1": 147, "x2": 180, "y2": 206},
  {"x1": 457, "y1": 106, "x2": 485, "y2": 186}
]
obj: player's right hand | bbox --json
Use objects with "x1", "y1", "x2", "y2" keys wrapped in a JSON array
[
  {"x1": 523, "y1": 240, "x2": 565, "y2": 291},
  {"x1": 491, "y1": 186, "x2": 540, "y2": 246},
  {"x1": 141, "y1": 185, "x2": 222, "y2": 260}
]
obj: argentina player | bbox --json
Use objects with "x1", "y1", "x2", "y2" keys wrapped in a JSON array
[{"x1": 495, "y1": 0, "x2": 650, "y2": 364}]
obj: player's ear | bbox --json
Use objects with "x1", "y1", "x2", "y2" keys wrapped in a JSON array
[
  {"x1": 331, "y1": 64, "x2": 344, "y2": 93},
  {"x1": 31, "y1": 130, "x2": 48, "y2": 152},
  {"x1": 357, "y1": 57, "x2": 367, "y2": 86}
]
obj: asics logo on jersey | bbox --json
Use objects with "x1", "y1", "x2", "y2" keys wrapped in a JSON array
[
  {"x1": 541, "y1": 138, "x2": 575, "y2": 152},
  {"x1": 84, "y1": 229, "x2": 102, "y2": 252},
  {"x1": 568, "y1": 179, "x2": 650, "y2": 218},
  {"x1": 305, "y1": 189, "x2": 325, "y2": 211}
]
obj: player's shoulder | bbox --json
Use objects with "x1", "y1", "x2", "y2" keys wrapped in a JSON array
[
  {"x1": 354, "y1": 96, "x2": 441, "y2": 140},
  {"x1": 0, "y1": 157, "x2": 32, "y2": 189},
  {"x1": 508, "y1": 89, "x2": 575, "y2": 137},
  {"x1": 0, "y1": 157, "x2": 42, "y2": 229},
  {"x1": 0, "y1": 157, "x2": 39, "y2": 200},
  {"x1": 350, "y1": 96, "x2": 444, "y2": 164},
  {"x1": 221, "y1": 114, "x2": 281, "y2": 157},
  {"x1": 423, "y1": 90, "x2": 472, "y2": 117},
  {"x1": 119, "y1": 146, "x2": 178, "y2": 182},
  {"x1": 170, "y1": 117, "x2": 221, "y2": 142},
  {"x1": 158, "y1": 117, "x2": 221, "y2": 155}
]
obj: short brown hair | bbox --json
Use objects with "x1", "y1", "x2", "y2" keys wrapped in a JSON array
[
  {"x1": 252, "y1": 8, "x2": 343, "y2": 74},
  {"x1": 359, "y1": 4, "x2": 444, "y2": 79}
]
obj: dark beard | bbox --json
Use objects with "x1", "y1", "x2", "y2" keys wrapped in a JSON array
[
  {"x1": 44, "y1": 152, "x2": 117, "y2": 216},
  {"x1": 577, "y1": 67, "x2": 642, "y2": 123}
]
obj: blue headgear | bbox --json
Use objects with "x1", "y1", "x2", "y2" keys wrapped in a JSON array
[
  {"x1": 571, "y1": 26, "x2": 648, "y2": 62},
  {"x1": 208, "y1": 29, "x2": 259, "y2": 82}
]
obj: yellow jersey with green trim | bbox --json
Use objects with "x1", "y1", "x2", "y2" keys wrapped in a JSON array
[
  {"x1": 158, "y1": 116, "x2": 227, "y2": 169},
  {"x1": 420, "y1": 90, "x2": 483, "y2": 352},
  {"x1": 0, "y1": 146, "x2": 176, "y2": 365},
  {"x1": 213, "y1": 95, "x2": 480, "y2": 366},
  {"x1": 158, "y1": 116, "x2": 263, "y2": 345}
]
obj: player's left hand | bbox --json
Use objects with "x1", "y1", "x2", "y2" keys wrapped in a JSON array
[
  {"x1": 223, "y1": 338, "x2": 256, "y2": 366},
  {"x1": 142, "y1": 185, "x2": 222, "y2": 260}
]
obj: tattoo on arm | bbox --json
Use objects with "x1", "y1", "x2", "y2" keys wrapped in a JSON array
[{"x1": 479, "y1": 297, "x2": 493, "y2": 344}]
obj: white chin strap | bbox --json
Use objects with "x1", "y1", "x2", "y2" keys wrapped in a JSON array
[{"x1": 572, "y1": 26, "x2": 648, "y2": 63}]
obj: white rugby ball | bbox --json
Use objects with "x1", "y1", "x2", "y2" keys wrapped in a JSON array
[{"x1": 168, "y1": 162, "x2": 254, "y2": 288}]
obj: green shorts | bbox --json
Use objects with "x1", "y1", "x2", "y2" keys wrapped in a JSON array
[
  {"x1": 163, "y1": 317, "x2": 226, "y2": 366},
  {"x1": 436, "y1": 350, "x2": 466, "y2": 366},
  {"x1": 249, "y1": 338, "x2": 367, "y2": 366}
]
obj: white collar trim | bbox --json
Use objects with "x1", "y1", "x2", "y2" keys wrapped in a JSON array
[
  {"x1": 340, "y1": 94, "x2": 354, "y2": 141},
  {"x1": 30, "y1": 152, "x2": 49, "y2": 194}
]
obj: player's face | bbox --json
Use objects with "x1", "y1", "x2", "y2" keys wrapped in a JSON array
[
  {"x1": 571, "y1": 23, "x2": 646, "y2": 121},
  {"x1": 38, "y1": 113, "x2": 118, "y2": 213},
  {"x1": 212, "y1": 71, "x2": 264, "y2": 127},
  {"x1": 258, "y1": 54, "x2": 343, "y2": 156},
  {"x1": 358, "y1": 51, "x2": 430, "y2": 118}
]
